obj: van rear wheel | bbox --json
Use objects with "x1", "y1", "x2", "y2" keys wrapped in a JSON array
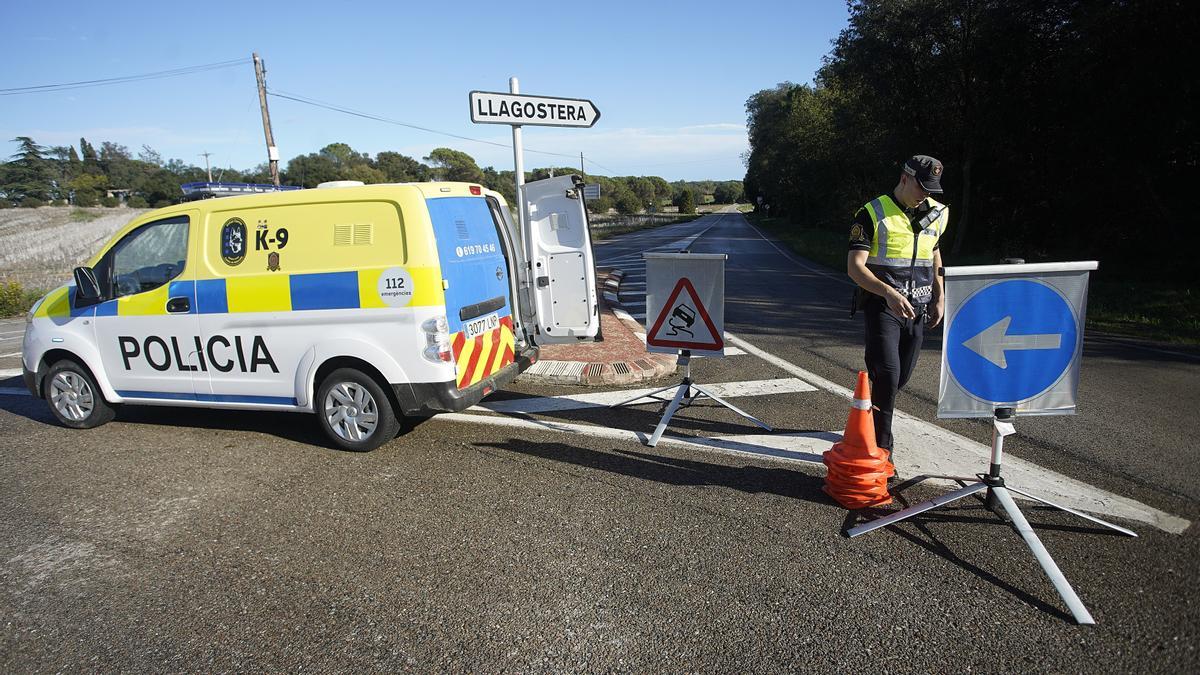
[
  {"x1": 315, "y1": 368, "x2": 400, "y2": 452},
  {"x1": 45, "y1": 359, "x2": 116, "y2": 429}
]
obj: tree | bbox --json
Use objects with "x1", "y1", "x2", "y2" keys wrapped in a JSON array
[
  {"x1": 5, "y1": 136, "x2": 54, "y2": 203},
  {"x1": 134, "y1": 168, "x2": 182, "y2": 206},
  {"x1": 423, "y1": 148, "x2": 485, "y2": 183},
  {"x1": 344, "y1": 164, "x2": 388, "y2": 184},
  {"x1": 673, "y1": 189, "x2": 696, "y2": 214},
  {"x1": 375, "y1": 151, "x2": 427, "y2": 182},
  {"x1": 80, "y1": 138, "x2": 101, "y2": 175},
  {"x1": 284, "y1": 152, "x2": 340, "y2": 188},
  {"x1": 612, "y1": 184, "x2": 642, "y2": 215},
  {"x1": 138, "y1": 145, "x2": 163, "y2": 166}
]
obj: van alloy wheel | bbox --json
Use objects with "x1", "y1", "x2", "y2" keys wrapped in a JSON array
[
  {"x1": 323, "y1": 381, "x2": 379, "y2": 443},
  {"x1": 43, "y1": 360, "x2": 115, "y2": 429},
  {"x1": 49, "y1": 371, "x2": 95, "y2": 422}
]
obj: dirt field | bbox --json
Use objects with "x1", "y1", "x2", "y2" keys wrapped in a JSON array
[{"x1": 0, "y1": 207, "x2": 148, "y2": 291}]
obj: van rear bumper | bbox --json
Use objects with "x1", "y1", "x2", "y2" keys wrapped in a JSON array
[{"x1": 392, "y1": 345, "x2": 539, "y2": 415}]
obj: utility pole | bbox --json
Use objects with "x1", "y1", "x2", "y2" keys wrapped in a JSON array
[
  {"x1": 200, "y1": 152, "x2": 213, "y2": 182},
  {"x1": 253, "y1": 53, "x2": 280, "y2": 186}
]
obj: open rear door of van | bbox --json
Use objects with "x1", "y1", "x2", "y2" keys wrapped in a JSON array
[{"x1": 522, "y1": 175, "x2": 599, "y2": 344}]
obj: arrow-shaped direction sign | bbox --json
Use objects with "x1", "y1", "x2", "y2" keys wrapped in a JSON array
[
  {"x1": 962, "y1": 315, "x2": 1062, "y2": 369},
  {"x1": 469, "y1": 91, "x2": 600, "y2": 128}
]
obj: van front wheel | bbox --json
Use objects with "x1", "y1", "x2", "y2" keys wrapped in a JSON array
[
  {"x1": 45, "y1": 359, "x2": 116, "y2": 429},
  {"x1": 315, "y1": 368, "x2": 400, "y2": 452}
]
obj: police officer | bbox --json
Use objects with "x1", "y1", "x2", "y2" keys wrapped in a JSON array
[{"x1": 847, "y1": 155, "x2": 949, "y2": 465}]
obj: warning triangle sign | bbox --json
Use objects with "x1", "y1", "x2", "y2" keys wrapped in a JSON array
[{"x1": 646, "y1": 277, "x2": 723, "y2": 351}]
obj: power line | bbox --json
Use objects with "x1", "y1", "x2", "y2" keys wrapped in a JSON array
[
  {"x1": 0, "y1": 58, "x2": 247, "y2": 96},
  {"x1": 267, "y1": 88, "x2": 598, "y2": 163}
]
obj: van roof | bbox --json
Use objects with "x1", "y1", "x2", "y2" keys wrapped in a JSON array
[{"x1": 135, "y1": 181, "x2": 499, "y2": 220}]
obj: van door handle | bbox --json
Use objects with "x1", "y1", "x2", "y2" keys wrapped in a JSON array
[{"x1": 166, "y1": 296, "x2": 191, "y2": 313}]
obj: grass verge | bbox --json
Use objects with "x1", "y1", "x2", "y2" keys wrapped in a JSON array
[
  {"x1": 748, "y1": 214, "x2": 1199, "y2": 345},
  {"x1": 591, "y1": 214, "x2": 700, "y2": 241}
]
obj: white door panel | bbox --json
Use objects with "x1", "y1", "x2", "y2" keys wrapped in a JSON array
[{"x1": 522, "y1": 175, "x2": 598, "y2": 344}]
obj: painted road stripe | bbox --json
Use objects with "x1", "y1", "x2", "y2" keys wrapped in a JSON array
[
  {"x1": 0, "y1": 368, "x2": 22, "y2": 378},
  {"x1": 473, "y1": 377, "x2": 816, "y2": 414},
  {"x1": 721, "y1": 332, "x2": 1190, "y2": 535},
  {"x1": 0, "y1": 352, "x2": 21, "y2": 358}
]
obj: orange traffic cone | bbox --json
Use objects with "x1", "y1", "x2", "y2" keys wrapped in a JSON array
[{"x1": 823, "y1": 371, "x2": 894, "y2": 509}]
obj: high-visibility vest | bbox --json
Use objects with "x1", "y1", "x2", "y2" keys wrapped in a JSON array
[{"x1": 861, "y1": 194, "x2": 948, "y2": 305}]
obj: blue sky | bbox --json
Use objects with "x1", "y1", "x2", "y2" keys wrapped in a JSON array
[{"x1": 2, "y1": 1, "x2": 850, "y2": 182}]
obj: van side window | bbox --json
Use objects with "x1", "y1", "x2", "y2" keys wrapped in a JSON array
[{"x1": 99, "y1": 216, "x2": 190, "y2": 298}]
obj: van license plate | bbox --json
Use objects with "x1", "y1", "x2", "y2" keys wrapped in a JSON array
[{"x1": 464, "y1": 312, "x2": 500, "y2": 340}]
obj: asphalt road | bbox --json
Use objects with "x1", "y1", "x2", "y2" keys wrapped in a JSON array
[{"x1": 2, "y1": 211, "x2": 1197, "y2": 671}]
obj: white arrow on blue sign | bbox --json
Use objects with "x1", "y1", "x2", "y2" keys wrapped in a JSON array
[{"x1": 938, "y1": 261, "x2": 1097, "y2": 418}]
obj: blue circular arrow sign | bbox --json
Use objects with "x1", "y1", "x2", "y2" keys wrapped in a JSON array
[{"x1": 946, "y1": 279, "x2": 1078, "y2": 403}]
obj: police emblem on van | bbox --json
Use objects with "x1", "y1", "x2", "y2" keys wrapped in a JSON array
[
  {"x1": 267, "y1": 251, "x2": 280, "y2": 271},
  {"x1": 221, "y1": 218, "x2": 247, "y2": 266}
]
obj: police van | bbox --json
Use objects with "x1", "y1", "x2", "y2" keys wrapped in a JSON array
[{"x1": 21, "y1": 175, "x2": 597, "y2": 451}]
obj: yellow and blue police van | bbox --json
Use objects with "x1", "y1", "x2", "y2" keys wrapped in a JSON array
[{"x1": 21, "y1": 175, "x2": 598, "y2": 451}]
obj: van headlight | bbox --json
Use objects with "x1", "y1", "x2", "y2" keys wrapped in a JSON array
[
  {"x1": 420, "y1": 315, "x2": 452, "y2": 363},
  {"x1": 26, "y1": 296, "x2": 44, "y2": 325}
]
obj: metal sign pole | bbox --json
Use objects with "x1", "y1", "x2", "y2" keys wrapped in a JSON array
[{"x1": 510, "y1": 77, "x2": 525, "y2": 234}]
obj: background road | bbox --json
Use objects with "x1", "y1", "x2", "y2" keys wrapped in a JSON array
[{"x1": 2, "y1": 211, "x2": 1197, "y2": 671}]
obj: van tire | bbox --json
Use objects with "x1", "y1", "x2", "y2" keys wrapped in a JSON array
[
  {"x1": 315, "y1": 368, "x2": 400, "y2": 452},
  {"x1": 44, "y1": 359, "x2": 116, "y2": 429}
]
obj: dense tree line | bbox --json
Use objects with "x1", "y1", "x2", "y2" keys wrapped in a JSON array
[
  {"x1": 1, "y1": 136, "x2": 742, "y2": 216},
  {"x1": 743, "y1": 0, "x2": 1196, "y2": 282}
]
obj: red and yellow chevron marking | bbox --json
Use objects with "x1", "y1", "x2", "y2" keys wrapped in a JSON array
[{"x1": 452, "y1": 316, "x2": 516, "y2": 389}]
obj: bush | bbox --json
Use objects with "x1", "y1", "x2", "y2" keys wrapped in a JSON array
[
  {"x1": 101, "y1": 196, "x2": 119, "y2": 207},
  {"x1": 20, "y1": 197, "x2": 45, "y2": 208},
  {"x1": 70, "y1": 208, "x2": 100, "y2": 222},
  {"x1": 51, "y1": 199, "x2": 68, "y2": 207},
  {"x1": 74, "y1": 189, "x2": 99, "y2": 207},
  {"x1": 0, "y1": 281, "x2": 44, "y2": 317},
  {"x1": 127, "y1": 196, "x2": 149, "y2": 208},
  {"x1": 152, "y1": 199, "x2": 171, "y2": 208}
]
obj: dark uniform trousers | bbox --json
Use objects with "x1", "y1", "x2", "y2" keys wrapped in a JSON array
[{"x1": 863, "y1": 296, "x2": 925, "y2": 454}]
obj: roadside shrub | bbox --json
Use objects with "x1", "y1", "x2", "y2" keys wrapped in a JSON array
[
  {"x1": 101, "y1": 196, "x2": 119, "y2": 207},
  {"x1": 0, "y1": 281, "x2": 44, "y2": 317},
  {"x1": 152, "y1": 199, "x2": 171, "y2": 208},
  {"x1": 70, "y1": 208, "x2": 100, "y2": 222},
  {"x1": 74, "y1": 189, "x2": 99, "y2": 207},
  {"x1": 51, "y1": 199, "x2": 67, "y2": 207},
  {"x1": 20, "y1": 197, "x2": 45, "y2": 208},
  {"x1": 127, "y1": 196, "x2": 149, "y2": 208}
]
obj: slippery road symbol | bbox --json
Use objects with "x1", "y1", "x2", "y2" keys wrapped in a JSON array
[{"x1": 962, "y1": 315, "x2": 1062, "y2": 369}]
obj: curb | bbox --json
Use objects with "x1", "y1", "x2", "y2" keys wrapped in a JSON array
[{"x1": 517, "y1": 268, "x2": 677, "y2": 387}]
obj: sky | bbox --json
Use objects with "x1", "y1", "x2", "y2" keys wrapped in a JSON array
[{"x1": 1, "y1": 1, "x2": 851, "y2": 182}]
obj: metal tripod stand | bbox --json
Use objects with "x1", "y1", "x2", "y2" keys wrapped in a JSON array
[
  {"x1": 845, "y1": 407, "x2": 1136, "y2": 624},
  {"x1": 610, "y1": 350, "x2": 771, "y2": 447}
]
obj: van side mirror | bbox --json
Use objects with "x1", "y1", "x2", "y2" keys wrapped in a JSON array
[{"x1": 72, "y1": 266, "x2": 101, "y2": 307}]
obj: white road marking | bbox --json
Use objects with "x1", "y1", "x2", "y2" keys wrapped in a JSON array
[
  {"x1": 472, "y1": 377, "x2": 815, "y2": 414},
  {"x1": 0, "y1": 368, "x2": 23, "y2": 378},
  {"x1": 0, "y1": 352, "x2": 21, "y2": 358},
  {"x1": 0, "y1": 330, "x2": 26, "y2": 336},
  {"x1": 722, "y1": 333, "x2": 1190, "y2": 534}
]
